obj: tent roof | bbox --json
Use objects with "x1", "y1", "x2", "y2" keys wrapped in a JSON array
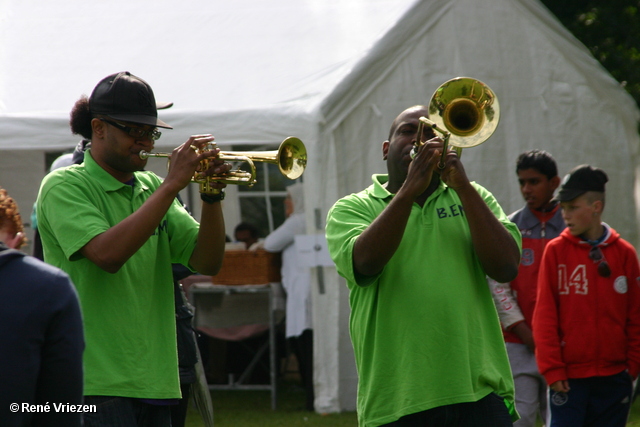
[
  {"x1": 0, "y1": 0, "x2": 416, "y2": 149},
  {"x1": 3, "y1": 0, "x2": 640, "y2": 246}
]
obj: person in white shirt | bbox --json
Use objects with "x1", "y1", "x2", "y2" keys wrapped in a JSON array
[{"x1": 263, "y1": 183, "x2": 313, "y2": 410}]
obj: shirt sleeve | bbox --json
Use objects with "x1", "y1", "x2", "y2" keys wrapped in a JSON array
[
  {"x1": 488, "y1": 278, "x2": 526, "y2": 329},
  {"x1": 532, "y1": 242, "x2": 566, "y2": 385},
  {"x1": 165, "y1": 197, "x2": 200, "y2": 268},
  {"x1": 326, "y1": 195, "x2": 381, "y2": 287},
  {"x1": 264, "y1": 215, "x2": 301, "y2": 253},
  {"x1": 37, "y1": 173, "x2": 110, "y2": 261},
  {"x1": 478, "y1": 184, "x2": 524, "y2": 326},
  {"x1": 473, "y1": 182, "x2": 522, "y2": 251}
]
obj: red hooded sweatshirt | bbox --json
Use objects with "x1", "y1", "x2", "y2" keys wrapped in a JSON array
[{"x1": 533, "y1": 225, "x2": 640, "y2": 386}]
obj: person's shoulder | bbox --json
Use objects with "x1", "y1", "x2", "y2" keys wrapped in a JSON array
[
  {"x1": 135, "y1": 170, "x2": 164, "y2": 188},
  {"x1": 508, "y1": 206, "x2": 527, "y2": 221},
  {"x1": 546, "y1": 233, "x2": 571, "y2": 251},
  {"x1": 289, "y1": 212, "x2": 306, "y2": 229},
  {"x1": 343, "y1": 187, "x2": 371, "y2": 202},
  {"x1": 469, "y1": 181, "x2": 489, "y2": 191},
  {"x1": 329, "y1": 186, "x2": 377, "y2": 216},
  {"x1": 37, "y1": 170, "x2": 83, "y2": 216},
  {"x1": 4, "y1": 253, "x2": 74, "y2": 289},
  {"x1": 0, "y1": 249, "x2": 69, "y2": 278},
  {"x1": 1, "y1": 255, "x2": 80, "y2": 317},
  {"x1": 331, "y1": 186, "x2": 364, "y2": 205},
  {"x1": 468, "y1": 181, "x2": 497, "y2": 200},
  {"x1": 610, "y1": 232, "x2": 637, "y2": 254},
  {"x1": 40, "y1": 163, "x2": 86, "y2": 191}
]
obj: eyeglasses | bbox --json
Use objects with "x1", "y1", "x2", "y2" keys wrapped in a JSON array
[
  {"x1": 589, "y1": 246, "x2": 611, "y2": 278},
  {"x1": 101, "y1": 118, "x2": 162, "y2": 141}
]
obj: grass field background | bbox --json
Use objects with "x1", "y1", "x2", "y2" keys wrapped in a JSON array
[{"x1": 183, "y1": 380, "x2": 640, "y2": 427}]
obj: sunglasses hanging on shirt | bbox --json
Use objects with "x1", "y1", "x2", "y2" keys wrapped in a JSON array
[{"x1": 589, "y1": 246, "x2": 611, "y2": 278}]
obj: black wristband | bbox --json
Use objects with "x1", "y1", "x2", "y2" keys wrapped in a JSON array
[{"x1": 200, "y1": 190, "x2": 225, "y2": 204}]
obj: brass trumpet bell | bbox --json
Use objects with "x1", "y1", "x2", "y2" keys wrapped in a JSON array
[
  {"x1": 428, "y1": 77, "x2": 499, "y2": 149},
  {"x1": 221, "y1": 136, "x2": 306, "y2": 181},
  {"x1": 140, "y1": 136, "x2": 306, "y2": 194},
  {"x1": 412, "y1": 77, "x2": 499, "y2": 168}
]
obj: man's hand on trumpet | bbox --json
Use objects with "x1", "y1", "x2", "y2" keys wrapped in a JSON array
[
  {"x1": 436, "y1": 145, "x2": 471, "y2": 193},
  {"x1": 165, "y1": 134, "x2": 232, "y2": 192},
  {"x1": 405, "y1": 138, "x2": 470, "y2": 197},
  {"x1": 402, "y1": 137, "x2": 445, "y2": 199}
]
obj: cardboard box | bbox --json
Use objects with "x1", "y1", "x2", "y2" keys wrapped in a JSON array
[{"x1": 212, "y1": 250, "x2": 282, "y2": 285}]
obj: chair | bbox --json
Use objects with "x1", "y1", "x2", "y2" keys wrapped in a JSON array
[{"x1": 189, "y1": 282, "x2": 284, "y2": 409}]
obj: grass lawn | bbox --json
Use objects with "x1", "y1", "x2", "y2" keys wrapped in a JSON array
[
  {"x1": 185, "y1": 380, "x2": 357, "y2": 427},
  {"x1": 184, "y1": 380, "x2": 640, "y2": 427}
]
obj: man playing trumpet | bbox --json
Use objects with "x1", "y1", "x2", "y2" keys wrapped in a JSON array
[
  {"x1": 37, "y1": 71, "x2": 230, "y2": 427},
  {"x1": 326, "y1": 105, "x2": 521, "y2": 426}
]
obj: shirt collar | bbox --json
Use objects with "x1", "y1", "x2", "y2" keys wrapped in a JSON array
[
  {"x1": 581, "y1": 223, "x2": 611, "y2": 246},
  {"x1": 519, "y1": 204, "x2": 563, "y2": 230},
  {"x1": 84, "y1": 149, "x2": 150, "y2": 193},
  {"x1": 371, "y1": 174, "x2": 446, "y2": 201},
  {"x1": 371, "y1": 174, "x2": 392, "y2": 198}
]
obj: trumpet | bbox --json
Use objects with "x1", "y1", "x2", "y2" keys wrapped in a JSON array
[
  {"x1": 412, "y1": 77, "x2": 499, "y2": 168},
  {"x1": 140, "y1": 136, "x2": 307, "y2": 194}
]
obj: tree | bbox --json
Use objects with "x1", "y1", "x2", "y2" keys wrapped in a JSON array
[{"x1": 540, "y1": 1, "x2": 640, "y2": 113}]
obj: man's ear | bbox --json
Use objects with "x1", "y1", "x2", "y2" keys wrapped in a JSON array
[
  {"x1": 382, "y1": 141, "x2": 390, "y2": 160},
  {"x1": 91, "y1": 118, "x2": 106, "y2": 140},
  {"x1": 550, "y1": 175, "x2": 561, "y2": 191}
]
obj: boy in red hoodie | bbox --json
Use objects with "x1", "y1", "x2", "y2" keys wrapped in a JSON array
[{"x1": 533, "y1": 165, "x2": 640, "y2": 427}]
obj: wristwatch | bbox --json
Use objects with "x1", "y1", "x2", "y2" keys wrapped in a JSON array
[{"x1": 200, "y1": 190, "x2": 225, "y2": 204}]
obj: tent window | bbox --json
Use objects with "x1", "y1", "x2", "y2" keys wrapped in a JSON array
[{"x1": 233, "y1": 144, "x2": 297, "y2": 238}]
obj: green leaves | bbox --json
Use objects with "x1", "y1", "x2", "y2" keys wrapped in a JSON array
[{"x1": 541, "y1": 1, "x2": 640, "y2": 110}]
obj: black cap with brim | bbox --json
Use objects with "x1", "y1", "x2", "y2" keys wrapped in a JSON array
[
  {"x1": 156, "y1": 101, "x2": 174, "y2": 110},
  {"x1": 107, "y1": 112, "x2": 172, "y2": 129},
  {"x1": 555, "y1": 164, "x2": 608, "y2": 202},
  {"x1": 89, "y1": 71, "x2": 173, "y2": 129},
  {"x1": 555, "y1": 187, "x2": 588, "y2": 203}
]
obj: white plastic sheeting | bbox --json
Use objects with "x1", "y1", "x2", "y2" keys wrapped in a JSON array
[
  {"x1": 0, "y1": 0, "x2": 411, "y2": 149},
  {"x1": 1, "y1": 0, "x2": 640, "y2": 414}
]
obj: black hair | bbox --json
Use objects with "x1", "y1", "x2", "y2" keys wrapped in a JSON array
[
  {"x1": 516, "y1": 149, "x2": 558, "y2": 180},
  {"x1": 234, "y1": 222, "x2": 260, "y2": 238},
  {"x1": 69, "y1": 95, "x2": 93, "y2": 140}
]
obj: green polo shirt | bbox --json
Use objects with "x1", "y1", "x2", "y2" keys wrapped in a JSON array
[
  {"x1": 326, "y1": 174, "x2": 521, "y2": 427},
  {"x1": 36, "y1": 150, "x2": 199, "y2": 399}
]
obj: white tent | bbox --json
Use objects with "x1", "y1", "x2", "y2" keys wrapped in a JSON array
[{"x1": 1, "y1": 0, "x2": 639, "y2": 414}]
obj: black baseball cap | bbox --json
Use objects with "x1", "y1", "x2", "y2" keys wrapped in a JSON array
[
  {"x1": 556, "y1": 164, "x2": 608, "y2": 202},
  {"x1": 156, "y1": 101, "x2": 173, "y2": 110},
  {"x1": 89, "y1": 71, "x2": 172, "y2": 129}
]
